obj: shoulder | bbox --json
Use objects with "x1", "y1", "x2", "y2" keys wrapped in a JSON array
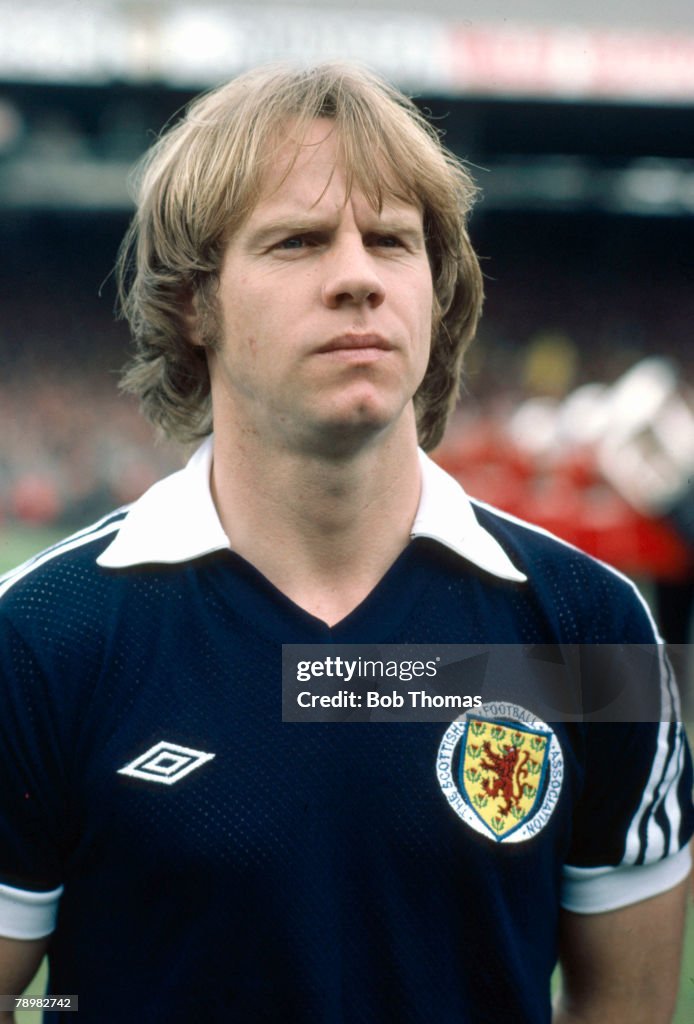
[
  {"x1": 470, "y1": 498, "x2": 659, "y2": 643},
  {"x1": 0, "y1": 508, "x2": 130, "y2": 639}
]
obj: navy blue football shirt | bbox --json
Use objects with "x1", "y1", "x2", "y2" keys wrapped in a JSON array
[{"x1": 0, "y1": 439, "x2": 691, "y2": 1022}]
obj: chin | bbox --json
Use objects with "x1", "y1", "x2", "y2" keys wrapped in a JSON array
[{"x1": 305, "y1": 408, "x2": 404, "y2": 458}]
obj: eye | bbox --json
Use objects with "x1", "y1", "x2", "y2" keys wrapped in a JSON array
[
  {"x1": 276, "y1": 236, "x2": 307, "y2": 250},
  {"x1": 373, "y1": 235, "x2": 403, "y2": 248},
  {"x1": 365, "y1": 232, "x2": 409, "y2": 251},
  {"x1": 273, "y1": 232, "x2": 326, "y2": 252}
]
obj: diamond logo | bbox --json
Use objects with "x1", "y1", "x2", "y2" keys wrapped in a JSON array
[{"x1": 117, "y1": 741, "x2": 215, "y2": 785}]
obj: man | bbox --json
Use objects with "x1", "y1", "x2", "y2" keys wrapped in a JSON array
[{"x1": 0, "y1": 63, "x2": 691, "y2": 1023}]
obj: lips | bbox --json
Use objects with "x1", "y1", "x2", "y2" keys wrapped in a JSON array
[{"x1": 316, "y1": 333, "x2": 393, "y2": 354}]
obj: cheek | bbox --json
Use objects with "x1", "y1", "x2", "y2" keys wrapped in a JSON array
[
  {"x1": 411, "y1": 270, "x2": 434, "y2": 328},
  {"x1": 416, "y1": 284, "x2": 435, "y2": 348}
]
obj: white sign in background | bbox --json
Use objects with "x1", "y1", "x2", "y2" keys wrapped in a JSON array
[{"x1": 2, "y1": 3, "x2": 694, "y2": 102}]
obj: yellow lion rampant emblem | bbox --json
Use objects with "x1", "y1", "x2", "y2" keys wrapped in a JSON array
[{"x1": 461, "y1": 719, "x2": 549, "y2": 840}]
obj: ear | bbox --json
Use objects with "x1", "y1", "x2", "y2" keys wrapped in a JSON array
[
  {"x1": 183, "y1": 275, "x2": 220, "y2": 349},
  {"x1": 181, "y1": 288, "x2": 205, "y2": 348}
]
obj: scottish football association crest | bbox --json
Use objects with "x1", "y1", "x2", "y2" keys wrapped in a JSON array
[{"x1": 437, "y1": 703, "x2": 563, "y2": 843}]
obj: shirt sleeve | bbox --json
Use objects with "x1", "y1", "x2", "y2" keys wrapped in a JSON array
[
  {"x1": 0, "y1": 606, "x2": 68, "y2": 937},
  {"x1": 560, "y1": 643, "x2": 694, "y2": 913},
  {"x1": 561, "y1": 844, "x2": 691, "y2": 914}
]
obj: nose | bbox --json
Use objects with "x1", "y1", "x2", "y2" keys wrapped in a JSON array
[{"x1": 320, "y1": 235, "x2": 386, "y2": 310}]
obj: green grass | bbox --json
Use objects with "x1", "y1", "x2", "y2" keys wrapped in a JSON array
[
  {"x1": 3, "y1": 523, "x2": 694, "y2": 1020},
  {"x1": 0, "y1": 525, "x2": 65, "y2": 575},
  {"x1": 16, "y1": 961, "x2": 47, "y2": 1024},
  {"x1": 679, "y1": 905, "x2": 694, "y2": 1023}
]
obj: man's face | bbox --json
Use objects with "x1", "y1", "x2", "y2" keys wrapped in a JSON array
[{"x1": 205, "y1": 119, "x2": 434, "y2": 456}]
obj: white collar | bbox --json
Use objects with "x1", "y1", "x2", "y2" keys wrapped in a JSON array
[{"x1": 98, "y1": 436, "x2": 526, "y2": 583}]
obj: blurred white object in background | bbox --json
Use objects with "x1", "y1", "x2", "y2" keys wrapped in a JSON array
[
  {"x1": 507, "y1": 396, "x2": 560, "y2": 461},
  {"x1": 554, "y1": 382, "x2": 610, "y2": 449},
  {"x1": 597, "y1": 357, "x2": 694, "y2": 516}
]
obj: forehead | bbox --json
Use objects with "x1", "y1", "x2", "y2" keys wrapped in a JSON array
[{"x1": 250, "y1": 118, "x2": 422, "y2": 221}]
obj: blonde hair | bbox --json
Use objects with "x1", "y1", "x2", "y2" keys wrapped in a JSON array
[{"x1": 117, "y1": 62, "x2": 484, "y2": 451}]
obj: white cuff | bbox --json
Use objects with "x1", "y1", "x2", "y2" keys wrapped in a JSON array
[
  {"x1": 0, "y1": 881, "x2": 63, "y2": 939},
  {"x1": 561, "y1": 844, "x2": 691, "y2": 914}
]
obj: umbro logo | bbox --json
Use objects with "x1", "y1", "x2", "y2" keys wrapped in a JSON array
[{"x1": 117, "y1": 741, "x2": 215, "y2": 785}]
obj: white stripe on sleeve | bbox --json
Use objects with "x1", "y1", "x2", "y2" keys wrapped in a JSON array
[
  {"x1": 561, "y1": 844, "x2": 691, "y2": 914},
  {"x1": 0, "y1": 882, "x2": 64, "y2": 939}
]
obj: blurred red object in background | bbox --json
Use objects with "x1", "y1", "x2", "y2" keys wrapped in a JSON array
[
  {"x1": 434, "y1": 399, "x2": 694, "y2": 582},
  {"x1": 10, "y1": 474, "x2": 63, "y2": 526}
]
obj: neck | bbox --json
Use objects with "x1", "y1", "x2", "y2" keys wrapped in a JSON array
[{"x1": 211, "y1": 416, "x2": 422, "y2": 626}]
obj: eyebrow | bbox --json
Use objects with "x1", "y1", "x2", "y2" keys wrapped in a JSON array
[
  {"x1": 244, "y1": 213, "x2": 426, "y2": 250},
  {"x1": 244, "y1": 218, "x2": 330, "y2": 248}
]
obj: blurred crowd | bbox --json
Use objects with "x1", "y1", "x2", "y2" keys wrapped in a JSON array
[{"x1": 0, "y1": 367, "x2": 180, "y2": 528}]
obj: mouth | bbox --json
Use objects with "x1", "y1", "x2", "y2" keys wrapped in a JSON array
[{"x1": 315, "y1": 333, "x2": 394, "y2": 355}]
